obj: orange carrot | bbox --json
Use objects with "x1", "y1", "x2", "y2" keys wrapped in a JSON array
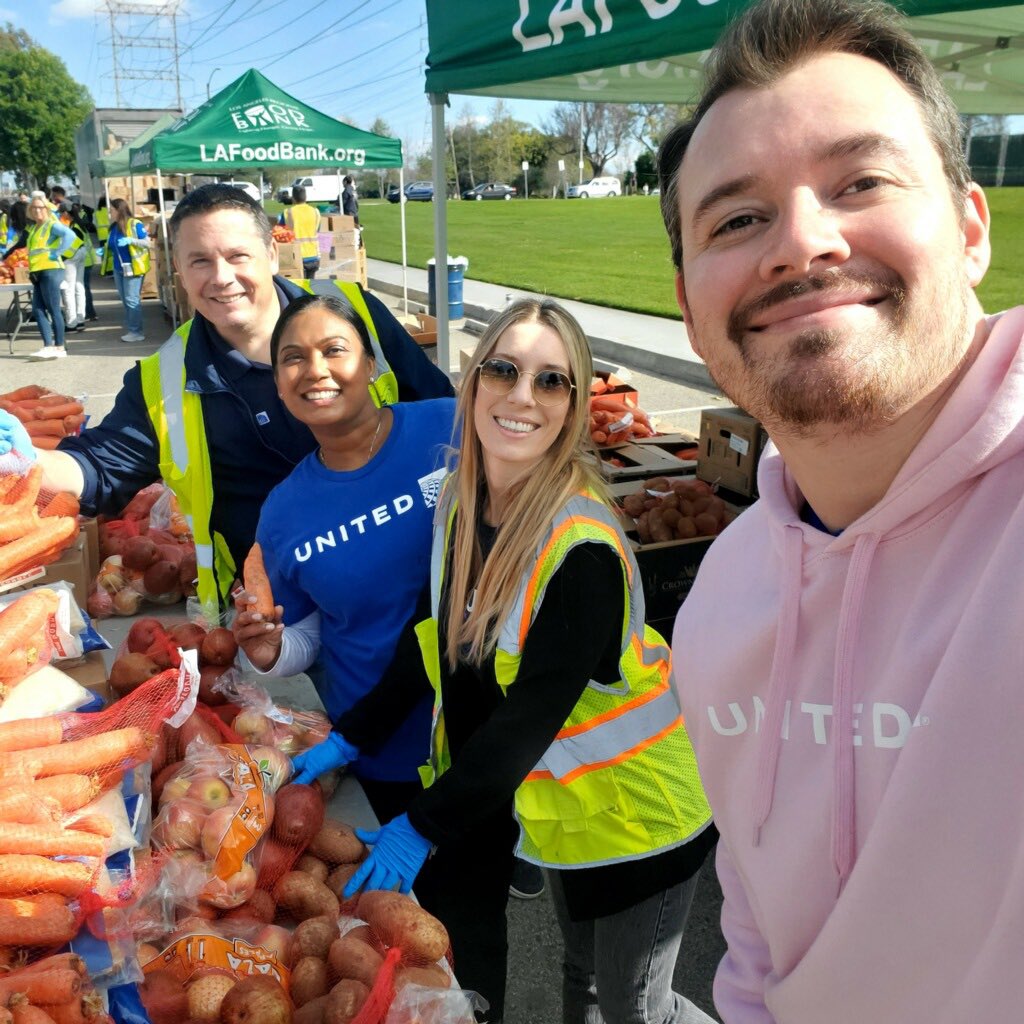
[
  {"x1": 0, "y1": 719, "x2": 63, "y2": 754},
  {"x1": 4, "y1": 952, "x2": 86, "y2": 979},
  {"x1": 0, "y1": 728, "x2": 151, "y2": 779},
  {"x1": 0, "y1": 518, "x2": 77, "y2": 581},
  {"x1": 0, "y1": 856, "x2": 93, "y2": 898},
  {"x1": 0, "y1": 508, "x2": 40, "y2": 545},
  {"x1": 0, "y1": 792, "x2": 54, "y2": 826},
  {"x1": 64, "y1": 814, "x2": 112, "y2": 840},
  {"x1": 1, "y1": 466, "x2": 42, "y2": 509},
  {"x1": 8, "y1": 994, "x2": 58, "y2": 1024},
  {"x1": 0, "y1": 823, "x2": 106, "y2": 859},
  {"x1": 242, "y1": 542, "x2": 275, "y2": 618},
  {"x1": 24, "y1": 422, "x2": 68, "y2": 440},
  {"x1": 30, "y1": 403, "x2": 82, "y2": 421},
  {"x1": 0, "y1": 387, "x2": 47, "y2": 404},
  {"x1": 0, "y1": 898, "x2": 77, "y2": 949},
  {"x1": 0, "y1": 968, "x2": 80, "y2": 1004},
  {"x1": 27, "y1": 777, "x2": 98, "y2": 815},
  {"x1": 0, "y1": 591, "x2": 61, "y2": 685}
]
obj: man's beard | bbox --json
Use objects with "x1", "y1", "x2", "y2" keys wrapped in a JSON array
[{"x1": 695, "y1": 266, "x2": 970, "y2": 436}]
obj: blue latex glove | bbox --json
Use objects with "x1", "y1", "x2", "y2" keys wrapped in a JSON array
[
  {"x1": 343, "y1": 813, "x2": 432, "y2": 897},
  {"x1": 116, "y1": 236, "x2": 132, "y2": 248},
  {"x1": 0, "y1": 410, "x2": 35, "y2": 461},
  {"x1": 290, "y1": 731, "x2": 359, "y2": 785}
]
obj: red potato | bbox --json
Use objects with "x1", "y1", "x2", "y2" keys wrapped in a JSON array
[
  {"x1": 109, "y1": 653, "x2": 160, "y2": 697},
  {"x1": 200, "y1": 628, "x2": 237, "y2": 667},
  {"x1": 198, "y1": 664, "x2": 230, "y2": 706},
  {"x1": 122, "y1": 536, "x2": 160, "y2": 571},
  {"x1": 272, "y1": 784, "x2": 325, "y2": 848},
  {"x1": 126, "y1": 617, "x2": 166, "y2": 654},
  {"x1": 169, "y1": 622, "x2": 207, "y2": 651}
]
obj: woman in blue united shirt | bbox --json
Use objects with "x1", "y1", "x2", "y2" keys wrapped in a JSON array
[{"x1": 232, "y1": 292, "x2": 455, "y2": 823}]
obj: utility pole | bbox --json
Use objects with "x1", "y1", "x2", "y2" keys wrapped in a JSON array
[{"x1": 104, "y1": 1, "x2": 184, "y2": 110}]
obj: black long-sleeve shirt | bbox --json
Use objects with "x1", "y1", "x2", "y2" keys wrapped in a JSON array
[{"x1": 339, "y1": 519, "x2": 716, "y2": 920}]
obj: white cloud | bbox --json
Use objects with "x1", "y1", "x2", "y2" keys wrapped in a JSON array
[{"x1": 0, "y1": 8, "x2": 18, "y2": 21}]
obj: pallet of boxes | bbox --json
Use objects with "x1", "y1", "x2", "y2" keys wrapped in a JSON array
[
  {"x1": 605, "y1": 405, "x2": 767, "y2": 635},
  {"x1": 324, "y1": 213, "x2": 366, "y2": 288}
]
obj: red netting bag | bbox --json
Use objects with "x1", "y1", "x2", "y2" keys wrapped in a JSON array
[
  {"x1": 0, "y1": 951, "x2": 110, "y2": 1023},
  {"x1": 0, "y1": 661, "x2": 198, "y2": 966}
]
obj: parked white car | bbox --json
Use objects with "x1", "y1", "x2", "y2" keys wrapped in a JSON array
[
  {"x1": 567, "y1": 176, "x2": 621, "y2": 198},
  {"x1": 289, "y1": 174, "x2": 342, "y2": 203},
  {"x1": 220, "y1": 180, "x2": 261, "y2": 202}
]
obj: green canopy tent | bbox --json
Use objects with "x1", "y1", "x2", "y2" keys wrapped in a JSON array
[
  {"x1": 422, "y1": 0, "x2": 1024, "y2": 370},
  {"x1": 127, "y1": 69, "x2": 409, "y2": 321}
]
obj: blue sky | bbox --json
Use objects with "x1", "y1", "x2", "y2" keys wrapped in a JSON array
[{"x1": 6, "y1": 0, "x2": 558, "y2": 160}]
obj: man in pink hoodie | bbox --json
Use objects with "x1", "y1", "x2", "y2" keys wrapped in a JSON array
[{"x1": 657, "y1": 0, "x2": 1022, "y2": 1021}]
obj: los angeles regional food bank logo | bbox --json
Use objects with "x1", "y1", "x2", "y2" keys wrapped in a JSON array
[{"x1": 230, "y1": 100, "x2": 310, "y2": 133}]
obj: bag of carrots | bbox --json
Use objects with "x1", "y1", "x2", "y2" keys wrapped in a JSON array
[{"x1": 0, "y1": 462, "x2": 79, "y2": 589}]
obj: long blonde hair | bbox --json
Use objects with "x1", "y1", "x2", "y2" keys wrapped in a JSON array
[{"x1": 444, "y1": 298, "x2": 607, "y2": 670}]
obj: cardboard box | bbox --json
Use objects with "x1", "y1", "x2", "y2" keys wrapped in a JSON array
[
  {"x1": 332, "y1": 249, "x2": 367, "y2": 287},
  {"x1": 609, "y1": 476, "x2": 742, "y2": 621},
  {"x1": 322, "y1": 214, "x2": 356, "y2": 233},
  {"x1": 62, "y1": 651, "x2": 111, "y2": 701},
  {"x1": 173, "y1": 273, "x2": 194, "y2": 320},
  {"x1": 2, "y1": 532, "x2": 90, "y2": 604},
  {"x1": 276, "y1": 242, "x2": 303, "y2": 274},
  {"x1": 404, "y1": 312, "x2": 437, "y2": 348},
  {"x1": 13, "y1": 267, "x2": 29, "y2": 285},
  {"x1": 333, "y1": 229, "x2": 360, "y2": 250},
  {"x1": 696, "y1": 407, "x2": 768, "y2": 498},
  {"x1": 80, "y1": 517, "x2": 99, "y2": 582},
  {"x1": 600, "y1": 442, "x2": 690, "y2": 481},
  {"x1": 459, "y1": 346, "x2": 476, "y2": 374},
  {"x1": 140, "y1": 265, "x2": 158, "y2": 299}
]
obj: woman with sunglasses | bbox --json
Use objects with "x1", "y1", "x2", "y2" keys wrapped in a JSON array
[
  {"x1": 294, "y1": 299, "x2": 716, "y2": 1024},
  {"x1": 232, "y1": 292, "x2": 455, "y2": 825}
]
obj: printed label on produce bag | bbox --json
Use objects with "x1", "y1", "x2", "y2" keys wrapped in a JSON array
[
  {"x1": 165, "y1": 649, "x2": 200, "y2": 727},
  {"x1": 146, "y1": 932, "x2": 291, "y2": 990},
  {"x1": 213, "y1": 745, "x2": 270, "y2": 879}
]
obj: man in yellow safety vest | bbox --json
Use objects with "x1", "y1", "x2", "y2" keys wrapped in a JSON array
[
  {"x1": 283, "y1": 185, "x2": 322, "y2": 280},
  {"x1": 27, "y1": 183, "x2": 453, "y2": 622}
]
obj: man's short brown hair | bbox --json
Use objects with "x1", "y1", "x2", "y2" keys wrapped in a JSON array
[{"x1": 657, "y1": 0, "x2": 971, "y2": 270}]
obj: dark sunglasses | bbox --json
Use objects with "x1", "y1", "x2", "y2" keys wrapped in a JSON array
[{"x1": 477, "y1": 357, "x2": 575, "y2": 407}]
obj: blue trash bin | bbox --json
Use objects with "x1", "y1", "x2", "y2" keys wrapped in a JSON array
[{"x1": 427, "y1": 257, "x2": 467, "y2": 319}]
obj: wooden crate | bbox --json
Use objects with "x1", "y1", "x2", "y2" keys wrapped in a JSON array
[{"x1": 599, "y1": 441, "x2": 692, "y2": 480}]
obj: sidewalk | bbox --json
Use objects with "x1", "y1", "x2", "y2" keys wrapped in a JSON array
[{"x1": 366, "y1": 258, "x2": 714, "y2": 390}]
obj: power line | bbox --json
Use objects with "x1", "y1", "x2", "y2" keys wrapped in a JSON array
[
  {"x1": 302, "y1": 53, "x2": 422, "y2": 105},
  {"x1": 285, "y1": 21, "x2": 422, "y2": 90},
  {"x1": 260, "y1": 0, "x2": 371, "y2": 72}
]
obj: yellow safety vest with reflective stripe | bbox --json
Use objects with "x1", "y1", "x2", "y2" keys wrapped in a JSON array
[
  {"x1": 137, "y1": 286, "x2": 397, "y2": 620},
  {"x1": 27, "y1": 219, "x2": 64, "y2": 271},
  {"x1": 284, "y1": 203, "x2": 321, "y2": 261},
  {"x1": 138, "y1": 322, "x2": 236, "y2": 625},
  {"x1": 0, "y1": 214, "x2": 6, "y2": 240},
  {"x1": 59, "y1": 218, "x2": 83, "y2": 259},
  {"x1": 291, "y1": 280, "x2": 398, "y2": 407},
  {"x1": 416, "y1": 490, "x2": 713, "y2": 868},
  {"x1": 101, "y1": 218, "x2": 150, "y2": 277},
  {"x1": 96, "y1": 207, "x2": 109, "y2": 242}
]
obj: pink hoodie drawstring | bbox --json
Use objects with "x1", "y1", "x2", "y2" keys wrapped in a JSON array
[
  {"x1": 752, "y1": 523, "x2": 804, "y2": 846},
  {"x1": 830, "y1": 532, "x2": 880, "y2": 893}
]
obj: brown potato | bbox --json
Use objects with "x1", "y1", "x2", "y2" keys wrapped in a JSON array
[
  {"x1": 356, "y1": 891, "x2": 449, "y2": 962},
  {"x1": 295, "y1": 995, "x2": 328, "y2": 1024},
  {"x1": 393, "y1": 964, "x2": 451, "y2": 992},
  {"x1": 327, "y1": 936, "x2": 382, "y2": 989},
  {"x1": 660, "y1": 508, "x2": 681, "y2": 530},
  {"x1": 292, "y1": 915, "x2": 340, "y2": 961},
  {"x1": 676, "y1": 516, "x2": 699, "y2": 540},
  {"x1": 325, "y1": 863, "x2": 360, "y2": 900},
  {"x1": 324, "y1": 980, "x2": 369, "y2": 1024},
  {"x1": 635, "y1": 512, "x2": 652, "y2": 543},
  {"x1": 291, "y1": 956, "x2": 330, "y2": 1008},
  {"x1": 308, "y1": 820, "x2": 367, "y2": 865},
  {"x1": 272, "y1": 871, "x2": 340, "y2": 923},
  {"x1": 621, "y1": 493, "x2": 646, "y2": 517},
  {"x1": 694, "y1": 512, "x2": 721, "y2": 537},
  {"x1": 296, "y1": 855, "x2": 329, "y2": 884}
]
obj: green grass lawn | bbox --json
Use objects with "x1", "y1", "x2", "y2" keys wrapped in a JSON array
[{"x1": 357, "y1": 188, "x2": 1021, "y2": 318}]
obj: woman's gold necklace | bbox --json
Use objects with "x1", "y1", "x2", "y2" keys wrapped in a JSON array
[{"x1": 317, "y1": 410, "x2": 384, "y2": 469}]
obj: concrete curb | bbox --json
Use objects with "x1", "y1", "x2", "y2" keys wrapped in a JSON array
[{"x1": 366, "y1": 273, "x2": 716, "y2": 392}]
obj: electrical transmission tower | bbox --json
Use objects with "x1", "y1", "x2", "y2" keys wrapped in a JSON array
[{"x1": 103, "y1": 1, "x2": 184, "y2": 109}]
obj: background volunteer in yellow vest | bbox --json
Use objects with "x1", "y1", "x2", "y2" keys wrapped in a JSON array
[
  {"x1": 27, "y1": 183, "x2": 453, "y2": 621},
  {"x1": 294, "y1": 299, "x2": 716, "y2": 1024},
  {"x1": 281, "y1": 184, "x2": 321, "y2": 280},
  {"x1": 58, "y1": 202, "x2": 88, "y2": 333},
  {"x1": 106, "y1": 198, "x2": 152, "y2": 343},
  {"x1": 12, "y1": 195, "x2": 77, "y2": 360},
  {"x1": 95, "y1": 197, "x2": 110, "y2": 276}
]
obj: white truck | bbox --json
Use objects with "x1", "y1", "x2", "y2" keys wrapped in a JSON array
[{"x1": 286, "y1": 174, "x2": 345, "y2": 204}]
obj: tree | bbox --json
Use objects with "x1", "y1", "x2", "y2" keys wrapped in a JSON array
[
  {"x1": 366, "y1": 117, "x2": 395, "y2": 198},
  {"x1": 635, "y1": 150, "x2": 657, "y2": 192},
  {"x1": 0, "y1": 25, "x2": 91, "y2": 188},
  {"x1": 547, "y1": 102, "x2": 637, "y2": 178}
]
